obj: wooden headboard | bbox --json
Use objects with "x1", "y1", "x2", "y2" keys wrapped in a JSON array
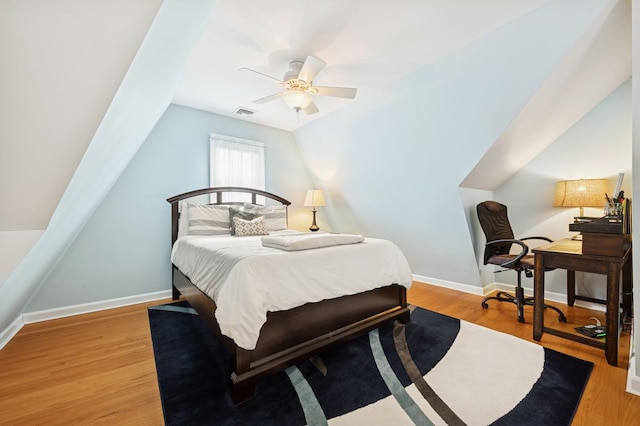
[{"x1": 166, "y1": 187, "x2": 292, "y2": 245}]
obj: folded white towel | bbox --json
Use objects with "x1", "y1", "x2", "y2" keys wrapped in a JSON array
[{"x1": 261, "y1": 232, "x2": 364, "y2": 251}]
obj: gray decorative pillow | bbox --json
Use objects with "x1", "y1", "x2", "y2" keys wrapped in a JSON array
[
  {"x1": 233, "y1": 216, "x2": 268, "y2": 236},
  {"x1": 187, "y1": 203, "x2": 230, "y2": 235},
  {"x1": 229, "y1": 206, "x2": 257, "y2": 235},
  {"x1": 242, "y1": 203, "x2": 287, "y2": 231}
]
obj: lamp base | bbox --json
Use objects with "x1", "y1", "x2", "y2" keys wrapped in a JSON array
[{"x1": 309, "y1": 209, "x2": 319, "y2": 232}]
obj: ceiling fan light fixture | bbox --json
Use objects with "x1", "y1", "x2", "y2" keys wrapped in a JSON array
[
  {"x1": 282, "y1": 89, "x2": 312, "y2": 111},
  {"x1": 245, "y1": 55, "x2": 355, "y2": 116}
]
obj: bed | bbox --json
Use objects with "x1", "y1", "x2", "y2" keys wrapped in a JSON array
[{"x1": 167, "y1": 186, "x2": 412, "y2": 403}]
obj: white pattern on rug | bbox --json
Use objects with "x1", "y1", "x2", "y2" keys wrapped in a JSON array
[{"x1": 328, "y1": 321, "x2": 544, "y2": 426}]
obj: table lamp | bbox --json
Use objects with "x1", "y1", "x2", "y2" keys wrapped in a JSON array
[
  {"x1": 304, "y1": 189, "x2": 325, "y2": 232},
  {"x1": 553, "y1": 179, "x2": 609, "y2": 218}
]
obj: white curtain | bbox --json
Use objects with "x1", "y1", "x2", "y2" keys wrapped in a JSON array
[{"x1": 209, "y1": 134, "x2": 265, "y2": 203}]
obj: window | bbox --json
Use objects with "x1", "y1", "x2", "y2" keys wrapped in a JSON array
[{"x1": 209, "y1": 133, "x2": 265, "y2": 203}]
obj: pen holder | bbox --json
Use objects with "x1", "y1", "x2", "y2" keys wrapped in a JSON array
[{"x1": 604, "y1": 202, "x2": 622, "y2": 217}]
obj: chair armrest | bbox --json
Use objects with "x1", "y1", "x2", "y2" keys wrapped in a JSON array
[
  {"x1": 520, "y1": 236, "x2": 553, "y2": 243},
  {"x1": 486, "y1": 239, "x2": 529, "y2": 269}
]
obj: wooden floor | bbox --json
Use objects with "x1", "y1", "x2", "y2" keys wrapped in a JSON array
[{"x1": 0, "y1": 282, "x2": 637, "y2": 425}]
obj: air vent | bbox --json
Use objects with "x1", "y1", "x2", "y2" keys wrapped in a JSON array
[{"x1": 234, "y1": 107, "x2": 256, "y2": 116}]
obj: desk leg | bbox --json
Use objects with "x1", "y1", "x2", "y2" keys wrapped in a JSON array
[
  {"x1": 567, "y1": 270, "x2": 576, "y2": 306},
  {"x1": 533, "y1": 252, "x2": 545, "y2": 341},
  {"x1": 605, "y1": 263, "x2": 620, "y2": 366},
  {"x1": 622, "y1": 253, "x2": 633, "y2": 314}
]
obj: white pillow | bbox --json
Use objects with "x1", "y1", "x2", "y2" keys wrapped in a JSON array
[
  {"x1": 243, "y1": 203, "x2": 288, "y2": 231},
  {"x1": 187, "y1": 203, "x2": 230, "y2": 235},
  {"x1": 233, "y1": 216, "x2": 268, "y2": 236},
  {"x1": 177, "y1": 202, "x2": 189, "y2": 239}
]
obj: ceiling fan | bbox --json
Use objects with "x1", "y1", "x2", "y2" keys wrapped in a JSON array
[{"x1": 240, "y1": 55, "x2": 357, "y2": 115}]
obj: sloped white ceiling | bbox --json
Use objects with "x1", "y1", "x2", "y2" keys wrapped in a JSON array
[
  {"x1": 173, "y1": 0, "x2": 552, "y2": 132},
  {"x1": 3, "y1": 0, "x2": 626, "y2": 234},
  {"x1": 1, "y1": 0, "x2": 163, "y2": 231},
  {"x1": 462, "y1": 0, "x2": 631, "y2": 190}
]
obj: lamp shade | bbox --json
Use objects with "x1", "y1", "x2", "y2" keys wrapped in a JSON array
[
  {"x1": 283, "y1": 89, "x2": 312, "y2": 110},
  {"x1": 553, "y1": 179, "x2": 608, "y2": 208},
  {"x1": 304, "y1": 189, "x2": 325, "y2": 207}
]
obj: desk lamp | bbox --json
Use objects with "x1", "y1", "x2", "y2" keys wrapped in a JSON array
[
  {"x1": 304, "y1": 189, "x2": 325, "y2": 232},
  {"x1": 553, "y1": 179, "x2": 608, "y2": 218}
]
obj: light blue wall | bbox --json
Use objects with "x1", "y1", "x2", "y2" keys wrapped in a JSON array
[
  {"x1": 0, "y1": 0, "x2": 218, "y2": 329},
  {"x1": 23, "y1": 0, "x2": 613, "y2": 310},
  {"x1": 293, "y1": 0, "x2": 607, "y2": 289},
  {"x1": 26, "y1": 105, "x2": 311, "y2": 311},
  {"x1": 495, "y1": 79, "x2": 632, "y2": 297}
]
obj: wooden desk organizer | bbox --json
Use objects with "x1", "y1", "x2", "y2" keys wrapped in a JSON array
[
  {"x1": 581, "y1": 232, "x2": 631, "y2": 257},
  {"x1": 569, "y1": 199, "x2": 631, "y2": 257}
]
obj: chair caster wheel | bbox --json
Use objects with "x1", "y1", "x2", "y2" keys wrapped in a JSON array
[
  {"x1": 559, "y1": 315, "x2": 567, "y2": 323},
  {"x1": 517, "y1": 317, "x2": 525, "y2": 323},
  {"x1": 481, "y1": 302, "x2": 488, "y2": 309}
]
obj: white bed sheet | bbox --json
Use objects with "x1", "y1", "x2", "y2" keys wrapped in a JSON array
[{"x1": 171, "y1": 231, "x2": 413, "y2": 350}]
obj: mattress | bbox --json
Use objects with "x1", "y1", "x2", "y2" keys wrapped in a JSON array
[{"x1": 171, "y1": 231, "x2": 413, "y2": 350}]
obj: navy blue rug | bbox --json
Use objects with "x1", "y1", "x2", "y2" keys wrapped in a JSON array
[{"x1": 149, "y1": 302, "x2": 592, "y2": 425}]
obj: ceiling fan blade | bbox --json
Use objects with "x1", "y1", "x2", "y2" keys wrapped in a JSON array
[
  {"x1": 313, "y1": 86, "x2": 357, "y2": 99},
  {"x1": 239, "y1": 67, "x2": 283, "y2": 85},
  {"x1": 298, "y1": 55, "x2": 326, "y2": 83},
  {"x1": 253, "y1": 92, "x2": 283, "y2": 104},
  {"x1": 303, "y1": 100, "x2": 319, "y2": 115}
]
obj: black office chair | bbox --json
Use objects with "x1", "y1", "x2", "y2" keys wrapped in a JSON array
[{"x1": 477, "y1": 201, "x2": 566, "y2": 323}]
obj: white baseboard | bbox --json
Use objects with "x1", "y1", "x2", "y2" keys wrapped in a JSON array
[
  {"x1": 22, "y1": 290, "x2": 172, "y2": 324},
  {"x1": 490, "y1": 282, "x2": 606, "y2": 312},
  {"x1": 412, "y1": 274, "x2": 485, "y2": 295},
  {"x1": 0, "y1": 290, "x2": 172, "y2": 351},
  {"x1": 627, "y1": 370, "x2": 640, "y2": 396},
  {"x1": 0, "y1": 315, "x2": 24, "y2": 351},
  {"x1": 412, "y1": 275, "x2": 604, "y2": 312}
]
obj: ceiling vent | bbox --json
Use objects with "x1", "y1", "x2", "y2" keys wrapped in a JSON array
[{"x1": 234, "y1": 107, "x2": 256, "y2": 116}]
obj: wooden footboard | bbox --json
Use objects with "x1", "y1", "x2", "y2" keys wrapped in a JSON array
[{"x1": 172, "y1": 266, "x2": 410, "y2": 403}]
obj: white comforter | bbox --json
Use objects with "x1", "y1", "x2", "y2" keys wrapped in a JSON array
[{"x1": 171, "y1": 231, "x2": 413, "y2": 350}]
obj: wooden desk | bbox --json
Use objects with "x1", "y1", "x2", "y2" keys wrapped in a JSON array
[{"x1": 532, "y1": 238, "x2": 632, "y2": 366}]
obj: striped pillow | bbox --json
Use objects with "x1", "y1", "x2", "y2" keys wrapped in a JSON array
[
  {"x1": 187, "y1": 203, "x2": 230, "y2": 235},
  {"x1": 243, "y1": 203, "x2": 288, "y2": 231}
]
